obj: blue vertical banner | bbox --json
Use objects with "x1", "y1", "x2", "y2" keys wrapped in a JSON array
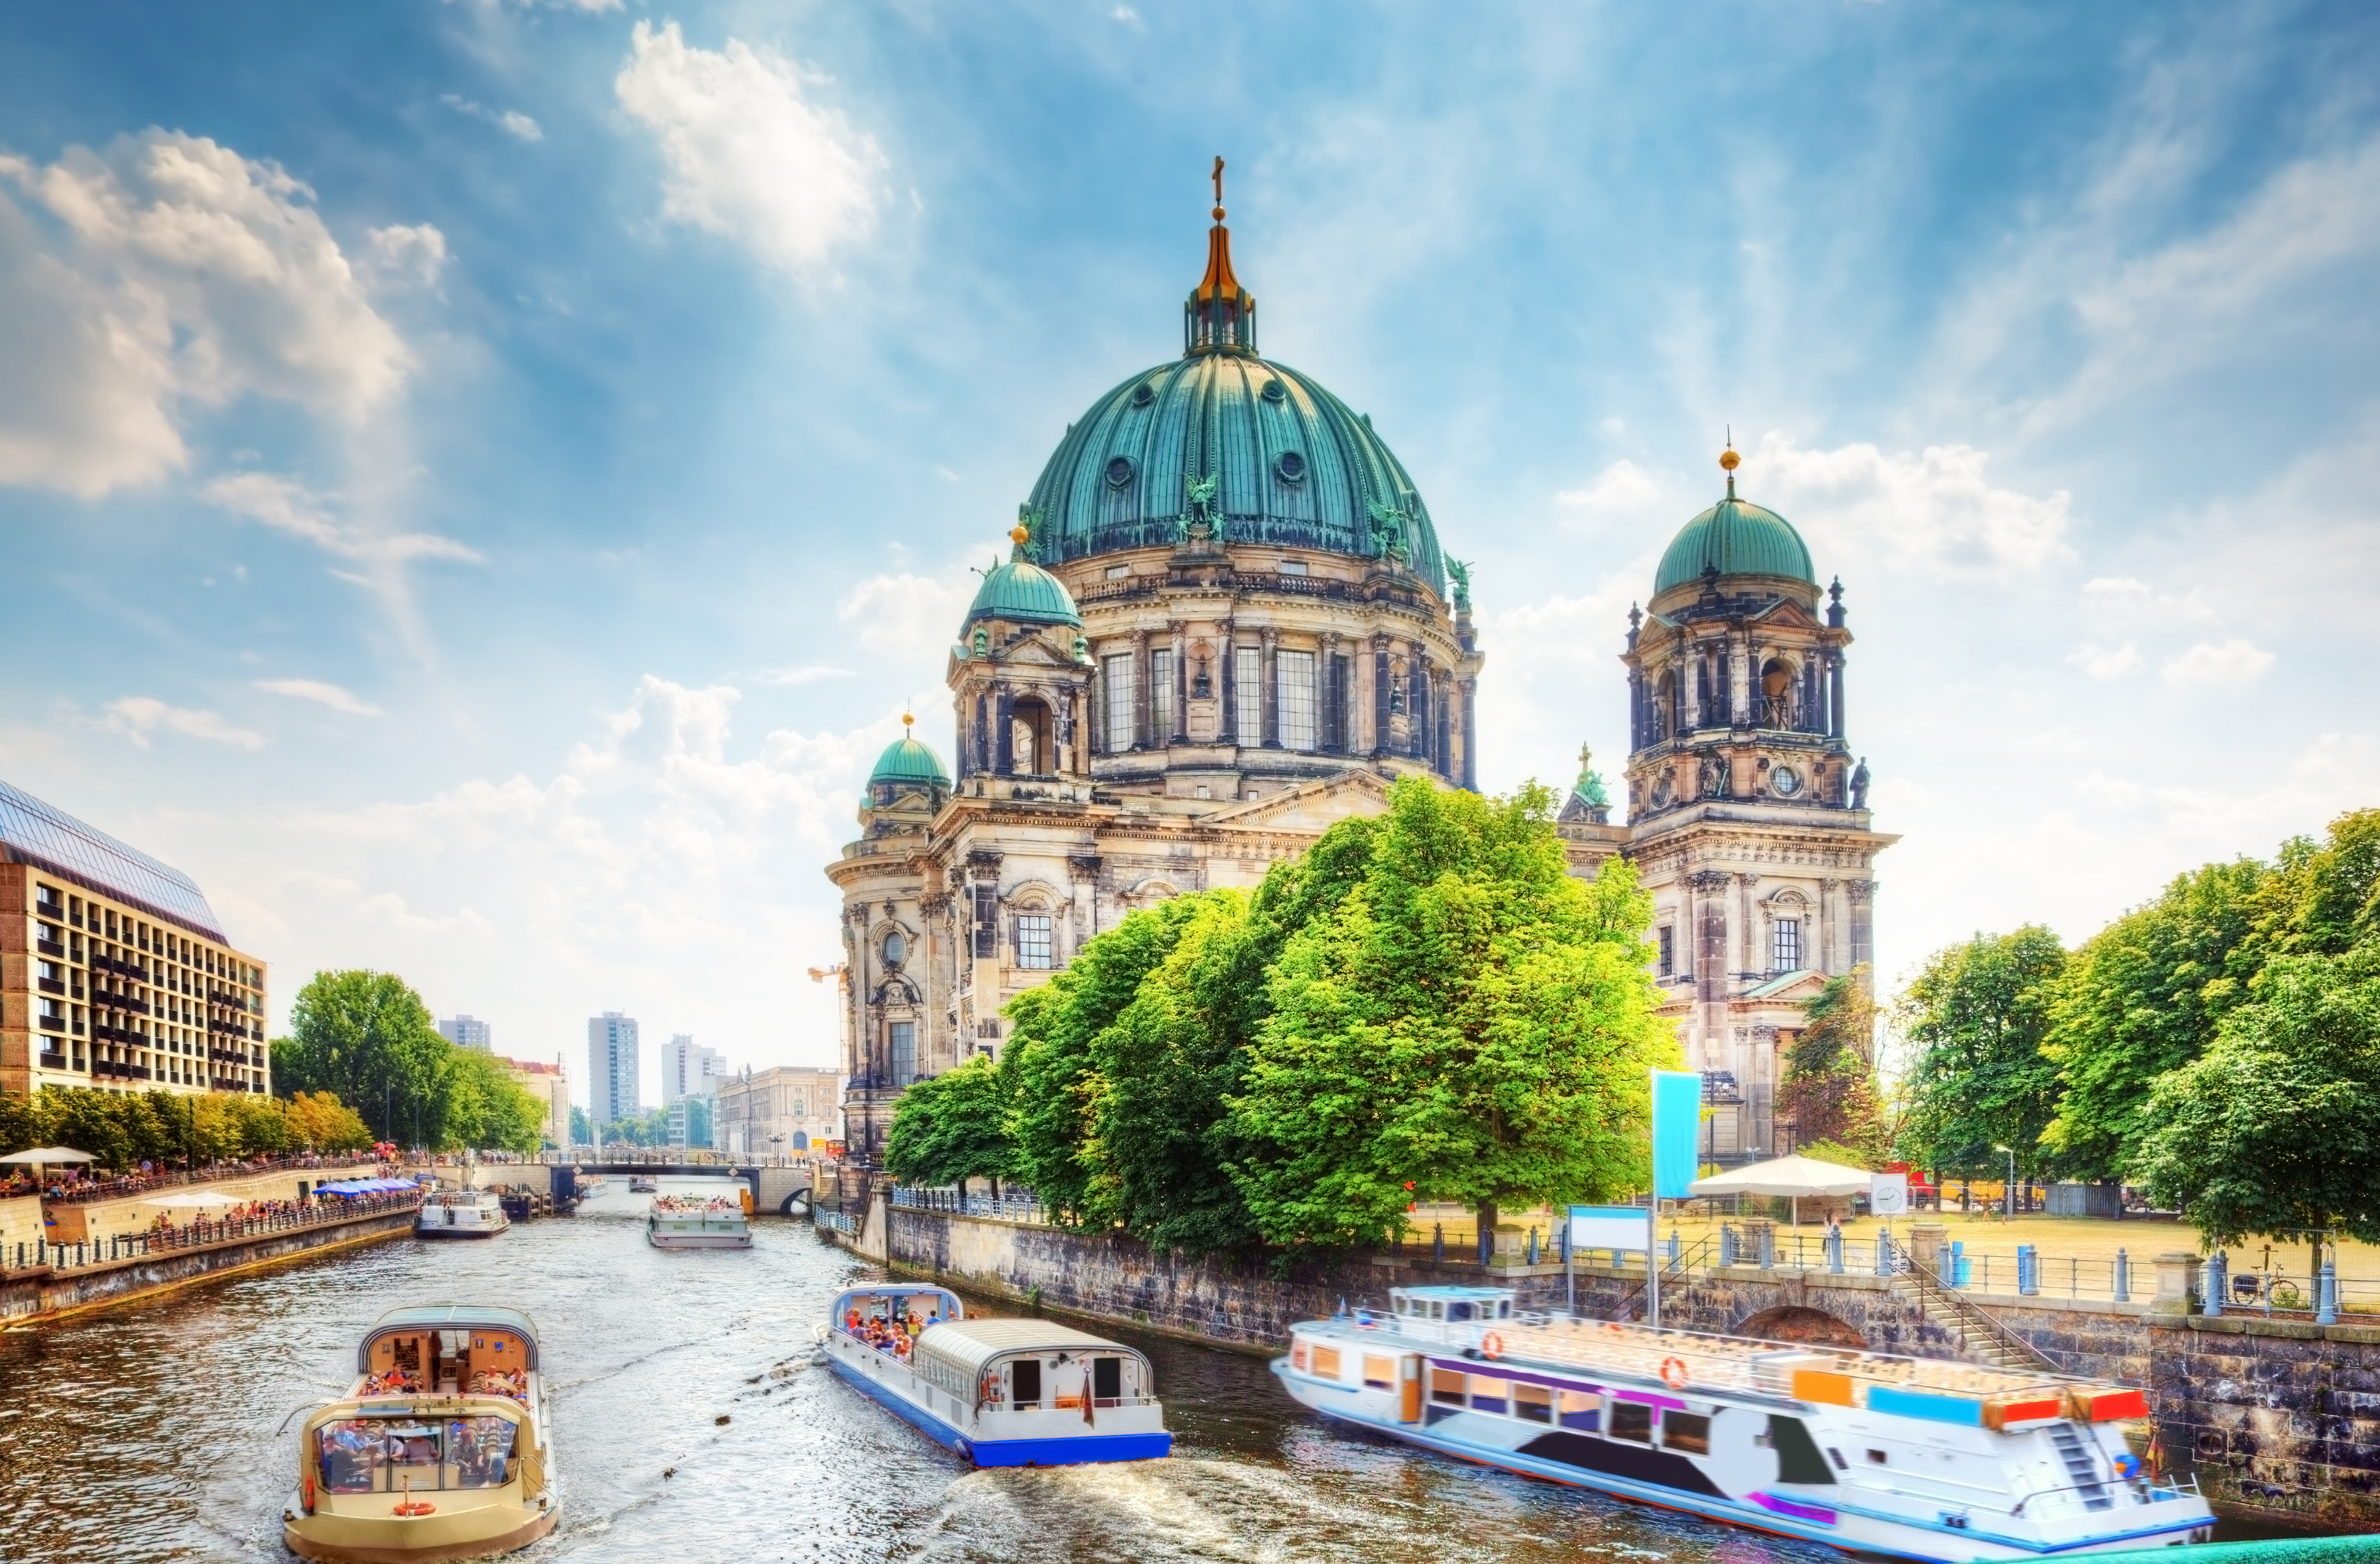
[{"x1": 1651, "y1": 1069, "x2": 1703, "y2": 1200}]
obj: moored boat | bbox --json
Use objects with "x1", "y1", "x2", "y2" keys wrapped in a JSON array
[
  {"x1": 1275, "y1": 1285, "x2": 2213, "y2": 1562},
  {"x1": 647, "y1": 1192, "x2": 752, "y2": 1249},
  {"x1": 285, "y1": 1304, "x2": 556, "y2": 1564},
  {"x1": 414, "y1": 1189, "x2": 510, "y2": 1240},
  {"x1": 821, "y1": 1285, "x2": 1171, "y2": 1466}
]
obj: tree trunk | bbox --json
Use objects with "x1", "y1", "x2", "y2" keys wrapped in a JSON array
[{"x1": 1476, "y1": 1200, "x2": 1498, "y2": 1266}]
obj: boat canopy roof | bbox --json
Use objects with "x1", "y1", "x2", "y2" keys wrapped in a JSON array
[
  {"x1": 914, "y1": 1318, "x2": 1149, "y2": 1377},
  {"x1": 359, "y1": 1304, "x2": 541, "y2": 1369},
  {"x1": 1392, "y1": 1285, "x2": 1516, "y2": 1302},
  {"x1": 830, "y1": 1284, "x2": 964, "y2": 1319}
]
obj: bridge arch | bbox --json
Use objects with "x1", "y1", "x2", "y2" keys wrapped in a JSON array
[{"x1": 1734, "y1": 1304, "x2": 1867, "y2": 1349}]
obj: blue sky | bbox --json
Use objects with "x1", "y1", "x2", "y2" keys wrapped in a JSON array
[{"x1": 2, "y1": 0, "x2": 2374, "y2": 1101}]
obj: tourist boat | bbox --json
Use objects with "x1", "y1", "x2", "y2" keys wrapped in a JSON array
[
  {"x1": 414, "y1": 1189, "x2": 510, "y2": 1240},
  {"x1": 285, "y1": 1304, "x2": 556, "y2": 1564},
  {"x1": 628, "y1": 1175, "x2": 658, "y2": 1194},
  {"x1": 647, "y1": 1192, "x2": 753, "y2": 1249},
  {"x1": 1275, "y1": 1285, "x2": 2214, "y2": 1562},
  {"x1": 820, "y1": 1284, "x2": 1171, "y2": 1466}
]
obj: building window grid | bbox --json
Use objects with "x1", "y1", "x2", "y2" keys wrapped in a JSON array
[
  {"x1": 1657, "y1": 925, "x2": 1675, "y2": 978},
  {"x1": 1773, "y1": 918, "x2": 1801, "y2": 974},
  {"x1": 1150, "y1": 648, "x2": 1174, "y2": 740},
  {"x1": 1234, "y1": 647, "x2": 1263, "y2": 746},
  {"x1": 1278, "y1": 650, "x2": 1317, "y2": 752},
  {"x1": 1015, "y1": 914, "x2": 1055, "y2": 971},
  {"x1": 1102, "y1": 654, "x2": 1136, "y2": 752}
]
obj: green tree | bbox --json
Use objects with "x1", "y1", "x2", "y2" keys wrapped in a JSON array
[
  {"x1": 1226, "y1": 779, "x2": 1676, "y2": 1252},
  {"x1": 272, "y1": 972, "x2": 453, "y2": 1145},
  {"x1": 569, "y1": 1104, "x2": 591, "y2": 1146},
  {"x1": 1897, "y1": 928, "x2": 2067, "y2": 1179},
  {"x1": 2248, "y1": 809, "x2": 2380, "y2": 963},
  {"x1": 437, "y1": 1047, "x2": 546, "y2": 1155},
  {"x1": 1779, "y1": 969, "x2": 1889, "y2": 1164},
  {"x1": 885, "y1": 1056, "x2": 1015, "y2": 1189},
  {"x1": 2040, "y1": 858, "x2": 2267, "y2": 1182},
  {"x1": 285, "y1": 1090, "x2": 373, "y2": 1151},
  {"x1": 2134, "y1": 947, "x2": 2380, "y2": 1247}
]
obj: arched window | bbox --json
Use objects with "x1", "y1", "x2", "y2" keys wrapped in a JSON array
[
  {"x1": 1760, "y1": 658, "x2": 1796, "y2": 729},
  {"x1": 1011, "y1": 697, "x2": 1053, "y2": 775},
  {"x1": 1652, "y1": 669, "x2": 1677, "y2": 742},
  {"x1": 882, "y1": 930, "x2": 907, "y2": 968}
]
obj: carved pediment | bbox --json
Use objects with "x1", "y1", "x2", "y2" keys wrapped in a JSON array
[{"x1": 1749, "y1": 598, "x2": 1821, "y2": 632}]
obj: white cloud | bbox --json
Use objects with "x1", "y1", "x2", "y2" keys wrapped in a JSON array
[
  {"x1": 838, "y1": 568, "x2": 974, "y2": 659},
  {"x1": 98, "y1": 696, "x2": 266, "y2": 750},
  {"x1": 753, "y1": 664, "x2": 852, "y2": 686},
  {"x1": 255, "y1": 678, "x2": 382, "y2": 716},
  {"x1": 614, "y1": 21, "x2": 882, "y2": 274},
  {"x1": 1553, "y1": 458, "x2": 1666, "y2": 522},
  {"x1": 202, "y1": 471, "x2": 482, "y2": 567},
  {"x1": 440, "y1": 94, "x2": 543, "y2": 143},
  {"x1": 0, "y1": 131, "x2": 417, "y2": 497},
  {"x1": 2161, "y1": 637, "x2": 2275, "y2": 689},
  {"x1": 2081, "y1": 576, "x2": 2151, "y2": 608},
  {"x1": 2066, "y1": 641, "x2": 2142, "y2": 680},
  {"x1": 1752, "y1": 432, "x2": 2072, "y2": 575},
  {"x1": 365, "y1": 223, "x2": 450, "y2": 287}
]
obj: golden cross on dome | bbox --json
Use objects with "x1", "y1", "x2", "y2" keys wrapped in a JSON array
[{"x1": 1212, "y1": 155, "x2": 1225, "y2": 219}]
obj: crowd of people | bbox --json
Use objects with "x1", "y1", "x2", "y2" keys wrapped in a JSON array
[
  {"x1": 317, "y1": 1414, "x2": 516, "y2": 1493},
  {"x1": 2, "y1": 1150, "x2": 385, "y2": 1205},
  {"x1": 843, "y1": 1303, "x2": 942, "y2": 1362}
]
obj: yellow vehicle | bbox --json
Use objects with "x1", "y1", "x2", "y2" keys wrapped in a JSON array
[{"x1": 284, "y1": 1305, "x2": 556, "y2": 1563}]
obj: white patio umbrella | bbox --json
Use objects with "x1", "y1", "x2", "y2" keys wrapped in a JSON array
[
  {"x1": 147, "y1": 1190, "x2": 242, "y2": 1208},
  {"x1": 1688, "y1": 1154, "x2": 1872, "y2": 1226},
  {"x1": 1, "y1": 1148, "x2": 98, "y2": 1164}
]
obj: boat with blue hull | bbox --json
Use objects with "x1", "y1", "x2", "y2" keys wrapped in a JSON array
[
  {"x1": 821, "y1": 1285, "x2": 1171, "y2": 1466},
  {"x1": 1275, "y1": 1285, "x2": 2213, "y2": 1563}
]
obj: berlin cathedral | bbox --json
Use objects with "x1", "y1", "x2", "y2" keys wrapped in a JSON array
[{"x1": 828, "y1": 188, "x2": 1894, "y2": 1164}]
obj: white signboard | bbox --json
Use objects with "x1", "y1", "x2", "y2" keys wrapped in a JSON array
[
  {"x1": 1870, "y1": 1172, "x2": 1909, "y2": 1216},
  {"x1": 1568, "y1": 1205, "x2": 1652, "y2": 1252}
]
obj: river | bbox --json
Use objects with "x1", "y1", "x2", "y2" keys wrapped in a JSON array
[{"x1": 0, "y1": 1180, "x2": 1930, "y2": 1563}]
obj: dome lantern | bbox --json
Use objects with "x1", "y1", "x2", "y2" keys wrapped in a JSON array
[{"x1": 1185, "y1": 155, "x2": 1257, "y2": 356}]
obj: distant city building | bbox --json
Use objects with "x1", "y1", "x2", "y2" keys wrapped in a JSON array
[
  {"x1": 659, "y1": 1034, "x2": 726, "y2": 1106},
  {"x1": 437, "y1": 1014, "x2": 492, "y2": 1050},
  {"x1": 500, "y1": 1055, "x2": 571, "y2": 1149},
  {"x1": 587, "y1": 1012, "x2": 640, "y2": 1128},
  {"x1": 714, "y1": 1065, "x2": 842, "y2": 1156},
  {"x1": 1, "y1": 777, "x2": 269, "y2": 1099}
]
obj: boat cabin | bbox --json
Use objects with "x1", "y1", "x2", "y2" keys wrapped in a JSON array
[
  {"x1": 356, "y1": 1304, "x2": 540, "y2": 1400},
  {"x1": 914, "y1": 1320, "x2": 1155, "y2": 1414}
]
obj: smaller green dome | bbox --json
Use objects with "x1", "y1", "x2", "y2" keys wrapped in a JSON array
[
  {"x1": 965, "y1": 529, "x2": 1083, "y2": 630},
  {"x1": 869, "y1": 726, "x2": 950, "y2": 790},
  {"x1": 1654, "y1": 482, "x2": 1815, "y2": 597}
]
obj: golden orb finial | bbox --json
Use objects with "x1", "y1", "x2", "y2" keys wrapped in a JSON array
[
  {"x1": 1718, "y1": 447, "x2": 1740, "y2": 472},
  {"x1": 902, "y1": 711, "x2": 915, "y2": 730},
  {"x1": 1009, "y1": 523, "x2": 1030, "y2": 547}
]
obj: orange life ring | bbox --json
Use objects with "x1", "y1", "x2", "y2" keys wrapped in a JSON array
[
  {"x1": 1481, "y1": 1331, "x2": 1506, "y2": 1360},
  {"x1": 301, "y1": 1470, "x2": 316, "y2": 1515},
  {"x1": 1660, "y1": 1356, "x2": 1690, "y2": 1390}
]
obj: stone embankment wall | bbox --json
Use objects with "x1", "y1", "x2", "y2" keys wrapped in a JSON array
[
  {"x1": 844, "y1": 1205, "x2": 2380, "y2": 1532},
  {"x1": 0, "y1": 1208, "x2": 417, "y2": 1323}
]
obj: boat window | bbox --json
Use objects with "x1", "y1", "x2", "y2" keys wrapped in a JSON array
[
  {"x1": 1497, "y1": 1302, "x2": 1512, "y2": 1320},
  {"x1": 1558, "y1": 1389, "x2": 1600, "y2": 1430},
  {"x1": 1769, "y1": 1417, "x2": 1837, "y2": 1485},
  {"x1": 1514, "y1": 1384, "x2": 1553, "y2": 1424},
  {"x1": 1292, "y1": 1342, "x2": 1310, "y2": 1373},
  {"x1": 1093, "y1": 1357, "x2": 1122, "y2": 1404},
  {"x1": 314, "y1": 1414, "x2": 516, "y2": 1494},
  {"x1": 1867, "y1": 1449, "x2": 1888, "y2": 1465},
  {"x1": 1430, "y1": 1368, "x2": 1465, "y2": 1406},
  {"x1": 1011, "y1": 1359, "x2": 1042, "y2": 1409},
  {"x1": 1662, "y1": 1411, "x2": 1711, "y2": 1455},
  {"x1": 1468, "y1": 1376, "x2": 1508, "y2": 1415},
  {"x1": 1311, "y1": 1346, "x2": 1343, "y2": 1380},
  {"x1": 1449, "y1": 1302, "x2": 1476, "y2": 1322},
  {"x1": 1363, "y1": 1356, "x2": 1396, "y2": 1390},
  {"x1": 1608, "y1": 1401, "x2": 1654, "y2": 1444},
  {"x1": 1429, "y1": 1302, "x2": 1445, "y2": 1321}
]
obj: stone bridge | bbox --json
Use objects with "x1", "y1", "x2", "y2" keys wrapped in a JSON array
[{"x1": 461, "y1": 1161, "x2": 814, "y2": 1214}]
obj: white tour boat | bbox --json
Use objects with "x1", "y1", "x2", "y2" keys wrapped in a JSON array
[
  {"x1": 821, "y1": 1285, "x2": 1172, "y2": 1466},
  {"x1": 1275, "y1": 1285, "x2": 2212, "y2": 1563},
  {"x1": 415, "y1": 1188, "x2": 510, "y2": 1240},
  {"x1": 647, "y1": 1192, "x2": 753, "y2": 1249},
  {"x1": 285, "y1": 1304, "x2": 556, "y2": 1564}
]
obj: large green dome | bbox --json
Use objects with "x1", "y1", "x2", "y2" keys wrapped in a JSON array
[
  {"x1": 1019, "y1": 217, "x2": 1445, "y2": 593},
  {"x1": 964, "y1": 552, "x2": 1082, "y2": 628},
  {"x1": 1653, "y1": 489, "x2": 1815, "y2": 597},
  {"x1": 868, "y1": 728, "x2": 951, "y2": 790}
]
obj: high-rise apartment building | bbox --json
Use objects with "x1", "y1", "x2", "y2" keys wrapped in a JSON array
[
  {"x1": 1, "y1": 779, "x2": 270, "y2": 1098},
  {"x1": 437, "y1": 1014, "x2": 492, "y2": 1049},
  {"x1": 659, "y1": 1033, "x2": 725, "y2": 1106},
  {"x1": 587, "y1": 1012, "x2": 640, "y2": 1128}
]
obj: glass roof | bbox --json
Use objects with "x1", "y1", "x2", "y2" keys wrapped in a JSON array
[{"x1": 0, "y1": 777, "x2": 227, "y2": 941}]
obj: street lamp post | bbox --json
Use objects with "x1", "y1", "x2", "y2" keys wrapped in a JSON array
[{"x1": 1995, "y1": 1145, "x2": 2015, "y2": 1222}]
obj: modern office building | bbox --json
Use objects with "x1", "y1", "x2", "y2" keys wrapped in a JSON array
[
  {"x1": 1, "y1": 777, "x2": 269, "y2": 1098},
  {"x1": 659, "y1": 1033, "x2": 725, "y2": 1106},
  {"x1": 500, "y1": 1055, "x2": 571, "y2": 1149},
  {"x1": 714, "y1": 1064, "x2": 842, "y2": 1156},
  {"x1": 437, "y1": 1014, "x2": 492, "y2": 1050},
  {"x1": 587, "y1": 1012, "x2": 640, "y2": 1128}
]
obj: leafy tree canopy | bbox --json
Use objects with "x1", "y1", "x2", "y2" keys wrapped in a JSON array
[
  {"x1": 1897, "y1": 927, "x2": 2067, "y2": 1178},
  {"x1": 885, "y1": 1055, "x2": 1014, "y2": 1189},
  {"x1": 1226, "y1": 779, "x2": 1677, "y2": 1252},
  {"x1": 273, "y1": 970, "x2": 542, "y2": 1152},
  {"x1": 1779, "y1": 968, "x2": 1890, "y2": 1164}
]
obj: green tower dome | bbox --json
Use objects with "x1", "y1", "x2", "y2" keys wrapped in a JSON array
[
  {"x1": 1017, "y1": 210, "x2": 1446, "y2": 593},
  {"x1": 1653, "y1": 455, "x2": 1815, "y2": 597},
  {"x1": 964, "y1": 526, "x2": 1083, "y2": 629},
  {"x1": 868, "y1": 719, "x2": 951, "y2": 795}
]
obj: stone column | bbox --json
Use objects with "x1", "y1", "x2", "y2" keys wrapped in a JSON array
[
  {"x1": 1371, "y1": 634, "x2": 1391, "y2": 757},
  {"x1": 1908, "y1": 1222, "x2": 1947, "y2": 1271},
  {"x1": 1218, "y1": 617, "x2": 1237, "y2": 746},
  {"x1": 1261, "y1": 626, "x2": 1281, "y2": 748},
  {"x1": 1168, "y1": 620, "x2": 1189, "y2": 744},
  {"x1": 1848, "y1": 879, "x2": 1875, "y2": 970},
  {"x1": 992, "y1": 683, "x2": 1014, "y2": 776},
  {"x1": 1829, "y1": 650, "x2": 1846, "y2": 738},
  {"x1": 1132, "y1": 628, "x2": 1152, "y2": 750},
  {"x1": 1460, "y1": 675, "x2": 1479, "y2": 790},
  {"x1": 1320, "y1": 631, "x2": 1343, "y2": 752},
  {"x1": 2152, "y1": 1252, "x2": 2200, "y2": 1312}
]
